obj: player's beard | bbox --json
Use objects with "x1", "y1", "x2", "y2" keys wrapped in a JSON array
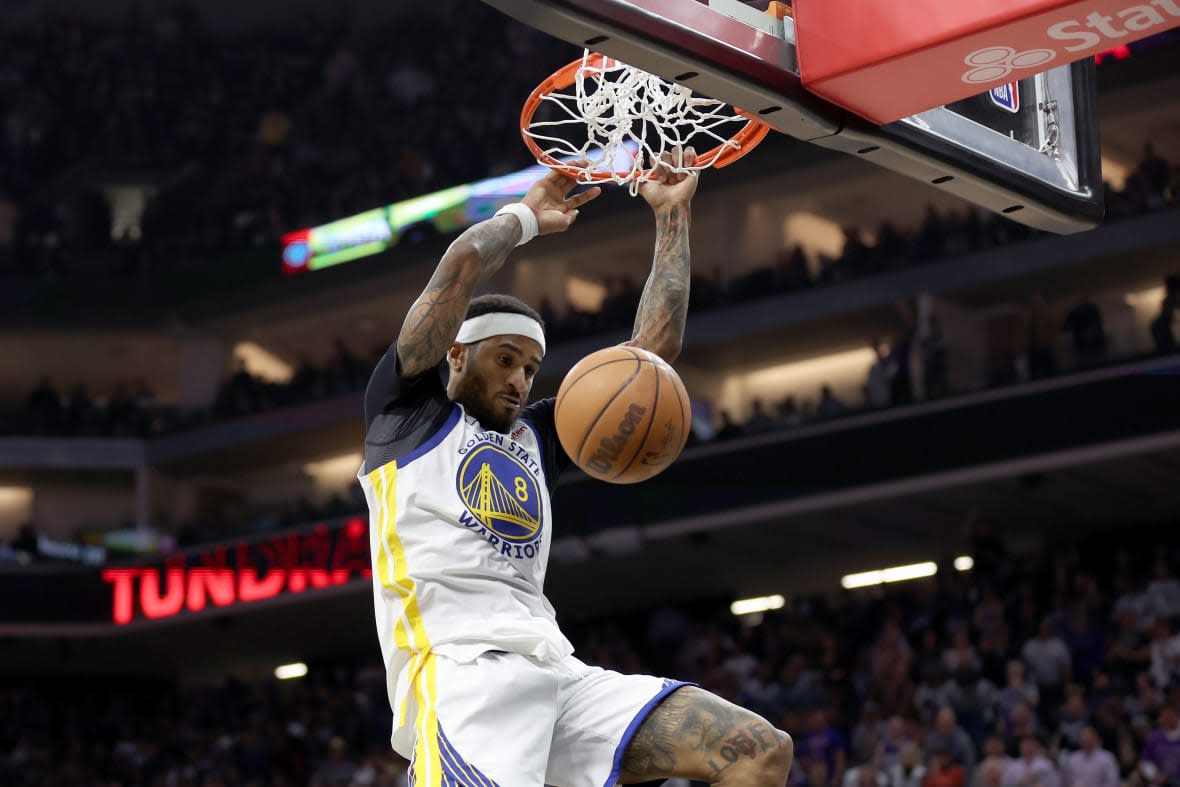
[{"x1": 452, "y1": 372, "x2": 517, "y2": 434}]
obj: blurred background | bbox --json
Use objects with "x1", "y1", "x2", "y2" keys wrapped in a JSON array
[{"x1": 1, "y1": 1, "x2": 1180, "y2": 786}]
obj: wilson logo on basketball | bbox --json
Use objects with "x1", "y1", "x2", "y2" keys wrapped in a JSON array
[
  {"x1": 960, "y1": 1, "x2": 1180, "y2": 85},
  {"x1": 586, "y1": 404, "x2": 647, "y2": 475}
]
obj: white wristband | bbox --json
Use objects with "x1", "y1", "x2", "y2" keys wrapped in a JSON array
[{"x1": 494, "y1": 202, "x2": 539, "y2": 246}]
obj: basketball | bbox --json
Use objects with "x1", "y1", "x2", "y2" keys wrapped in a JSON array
[{"x1": 554, "y1": 346, "x2": 692, "y2": 484}]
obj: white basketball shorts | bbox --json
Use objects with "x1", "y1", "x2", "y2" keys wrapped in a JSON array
[{"x1": 394, "y1": 649, "x2": 692, "y2": 787}]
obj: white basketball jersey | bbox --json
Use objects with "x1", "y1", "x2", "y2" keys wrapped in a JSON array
[{"x1": 358, "y1": 354, "x2": 573, "y2": 753}]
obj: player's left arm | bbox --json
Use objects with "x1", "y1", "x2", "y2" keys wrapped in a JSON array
[{"x1": 626, "y1": 147, "x2": 698, "y2": 364}]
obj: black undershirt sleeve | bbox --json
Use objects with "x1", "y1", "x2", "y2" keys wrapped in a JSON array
[
  {"x1": 520, "y1": 397, "x2": 572, "y2": 494},
  {"x1": 362, "y1": 347, "x2": 455, "y2": 473}
]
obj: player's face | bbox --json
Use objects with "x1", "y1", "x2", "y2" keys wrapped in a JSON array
[{"x1": 450, "y1": 335, "x2": 543, "y2": 433}]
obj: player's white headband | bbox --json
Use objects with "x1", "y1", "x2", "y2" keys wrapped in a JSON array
[{"x1": 455, "y1": 312, "x2": 546, "y2": 355}]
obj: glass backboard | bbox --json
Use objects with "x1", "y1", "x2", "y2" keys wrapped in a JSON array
[{"x1": 482, "y1": 0, "x2": 1104, "y2": 234}]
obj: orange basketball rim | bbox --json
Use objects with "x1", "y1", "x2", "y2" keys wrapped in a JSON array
[{"x1": 520, "y1": 52, "x2": 772, "y2": 184}]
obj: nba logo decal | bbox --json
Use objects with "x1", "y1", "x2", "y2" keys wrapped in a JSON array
[
  {"x1": 989, "y1": 83, "x2": 1020, "y2": 114},
  {"x1": 457, "y1": 444, "x2": 542, "y2": 544}
]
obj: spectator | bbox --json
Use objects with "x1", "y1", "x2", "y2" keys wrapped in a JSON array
[
  {"x1": 808, "y1": 759, "x2": 834, "y2": 787},
  {"x1": 944, "y1": 628, "x2": 982, "y2": 677},
  {"x1": 890, "y1": 303, "x2": 917, "y2": 406},
  {"x1": 972, "y1": 736, "x2": 1011, "y2": 787},
  {"x1": 925, "y1": 745, "x2": 967, "y2": 787},
  {"x1": 1062, "y1": 296, "x2": 1107, "y2": 368},
  {"x1": 916, "y1": 669, "x2": 963, "y2": 725},
  {"x1": 1012, "y1": 582, "x2": 1043, "y2": 645},
  {"x1": 1138, "y1": 704, "x2": 1180, "y2": 787},
  {"x1": 871, "y1": 620, "x2": 916, "y2": 713},
  {"x1": 1144, "y1": 559, "x2": 1180, "y2": 625},
  {"x1": 1022, "y1": 620, "x2": 1073, "y2": 720},
  {"x1": 922, "y1": 312, "x2": 950, "y2": 399},
  {"x1": 1135, "y1": 143, "x2": 1172, "y2": 206},
  {"x1": 971, "y1": 558, "x2": 1011, "y2": 618},
  {"x1": 838, "y1": 226, "x2": 874, "y2": 278},
  {"x1": 918, "y1": 630, "x2": 948, "y2": 685},
  {"x1": 1109, "y1": 609, "x2": 1152, "y2": 687},
  {"x1": 999, "y1": 662, "x2": 1041, "y2": 727},
  {"x1": 1148, "y1": 619, "x2": 1180, "y2": 691},
  {"x1": 851, "y1": 703, "x2": 887, "y2": 767},
  {"x1": 739, "y1": 661, "x2": 780, "y2": 715},
  {"x1": 777, "y1": 244, "x2": 813, "y2": 290},
  {"x1": 1063, "y1": 608, "x2": 1106, "y2": 687},
  {"x1": 1027, "y1": 295, "x2": 1059, "y2": 380},
  {"x1": 889, "y1": 742, "x2": 929, "y2": 787},
  {"x1": 867, "y1": 340, "x2": 892, "y2": 408},
  {"x1": 290, "y1": 353, "x2": 324, "y2": 400},
  {"x1": 974, "y1": 759, "x2": 1005, "y2": 787},
  {"x1": 1063, "y1": 726, "x2": 1119, "y2": 787},
  {"x1": 1003, "y1": 705, "x2": 1041, "y2": 757},
  {"x1": 716, "y1": 410, "x2": 743, "y2": 440},
  {"x1": 914, "y1": 205, "x2": 949, "y2": 261},
  {"x1": 778, "y1": 395, "x2": 805, "y2": 427},
  {"x1": 64, "y1": 383, "x2": 96, "y2": 435},
  {"x1": 800, "y1": 707, "x2": 849, "y2": 787},
  {"x1": 1112, "y1": 574, "x2": 1149, "y2": 625},
  {"x1": 745, "y1": 398, "x2": 777, "y2": 433},
  {"x1": 844, "y1": 762, "x2": 890, "y2": 787},
  {"x1": 953, "y1": 668, "x2": 999, "y2": 746},
  {"x1": 876, "y1": 221, "x2": 910, "y2": 264},
  {"x1": 773, "y1": 653, "x2": 825, "y2": 711},
  {"x1": 26, "y1": 376, "x2": 62, "y2": 433},
  {"x1": 877, "y1": 715, "x2": 911, "y2": 772},
  {"x1": 1057, "y1": 687, "x2": 1090, "y2": 752},
  {"x1": 817, "y1": 385, "x2": 849, "y2": 419},
  {"x1": 1125, "y1": 672, "x2": 1162, "y2": 729},
  {"x1": 924, "y1": 707, "x2": 978, "y2": 780},
  {"x1": 1150, "y1": 275, "x2": 1179, "y2": 355},
  {"x1": 1004, "y1": 736, "x2": 1060, "y2": 787}
]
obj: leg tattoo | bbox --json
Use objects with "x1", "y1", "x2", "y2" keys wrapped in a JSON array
[{"x1": 619, "y1": 687, "x2": 785, "y2": 783}]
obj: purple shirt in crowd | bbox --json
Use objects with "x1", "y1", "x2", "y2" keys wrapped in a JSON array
[
  {"x1": 802, "y1": 727, "x2": 847, "y2": 773},
  {"x1": 1142, "y1": 729, "x2": 1180, "y2": 784},
  {"x1": 1064, "y1": 625, "x2": 1106, "y2": 681}
]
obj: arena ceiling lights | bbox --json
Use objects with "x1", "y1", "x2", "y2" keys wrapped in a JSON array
[
  {"x1": 841, "y1": 555, "x2": 974, "y2": 589},
  {"x1": 841, "y1": 561, "x2": 938, "y2": 589},
  {"x1": 730, "y1": 594, "x2": 786, "y2": 617},
  {"x1": 274, "y1": 662, "x2": 308, "y2": 680}
]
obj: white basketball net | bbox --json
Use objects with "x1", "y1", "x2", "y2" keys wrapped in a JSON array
[{"x1": 525, "y1": 51, "x2": 753, "y2": 195}]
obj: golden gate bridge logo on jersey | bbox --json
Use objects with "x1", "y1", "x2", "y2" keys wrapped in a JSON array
[{"x1": 456, "y1": 444, "x2": 543, "y2": 555}]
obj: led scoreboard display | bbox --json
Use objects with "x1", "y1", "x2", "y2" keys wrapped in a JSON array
[{"x1": 281, "y1": 147, "x2": 637, "y2": 274}]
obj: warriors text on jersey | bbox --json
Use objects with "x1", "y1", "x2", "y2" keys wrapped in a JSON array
[{"x1": 357, "y1": 350, "x2": 574, "y2": 755}]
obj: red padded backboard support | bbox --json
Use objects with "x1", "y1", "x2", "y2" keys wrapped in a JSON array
[{"x1": 794, "y1": 0, "x2": 1180, "y2": 124}]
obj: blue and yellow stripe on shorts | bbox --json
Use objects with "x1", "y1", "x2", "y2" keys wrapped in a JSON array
[{"x1": 409, "y1": 716, "x2": 503, "y2": 787}]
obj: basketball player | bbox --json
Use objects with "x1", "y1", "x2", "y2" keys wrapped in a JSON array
[{"x1": 359, "y1": 150, "x2": 793, "y2": 787}]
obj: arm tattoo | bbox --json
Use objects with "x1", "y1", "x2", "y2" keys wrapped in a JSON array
[
  {"x1": 396, "y1": 215, "x2": 522, "y2": 376},
  {"x1": 631, "y1": 204, "x2": 691, "y2": 363},
  {"x1": 619, "y1": 687, "x2": 780, "y2": 782}
]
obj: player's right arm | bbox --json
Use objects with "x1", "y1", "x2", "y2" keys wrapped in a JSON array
[{"x1": 396, "y1": 169, "x2": 601, "y2": 378}]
